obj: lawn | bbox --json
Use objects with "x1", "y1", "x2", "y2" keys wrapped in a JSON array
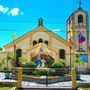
[
  {"x1": 78, "y1": 88, "x2": 90, "y2": 90},
  {"x1": 0, "y1": 87, "x2": 16, "y2": 90}
]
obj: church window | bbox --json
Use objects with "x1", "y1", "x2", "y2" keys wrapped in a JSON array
[
  {"x1": 16, "y1": 49, "x2": 22, "y2": 67},
  {"x1": 44, "y1": 40, "x2": 48, "y2": 45},
  {"x1": 78, "y1": 14, "x2": 83, "y2": 23},
  {"x1": 33, "y1": 40, "x2": 37, "y2": 46},
  {"x1": 59, "y1": 49, "x2": 65, "y2": 59},
  {"x1": 38, "y1": 38, "x2": 43, "y2": 43}
]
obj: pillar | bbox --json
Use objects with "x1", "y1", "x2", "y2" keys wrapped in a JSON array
[
  {"x1": 17, "y1": 67, "x2": 23, "y2": 88},
  {"x1": 71, "y1": 68, "x2": 77, "y2": 90}
]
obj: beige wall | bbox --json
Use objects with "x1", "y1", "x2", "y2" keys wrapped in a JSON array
[
  {"x1": 32, "y1": 31, "x2": 49, "y2": 40},
  {"x1": 51, "y1": 37, "x2": 74, "y2": 66}
]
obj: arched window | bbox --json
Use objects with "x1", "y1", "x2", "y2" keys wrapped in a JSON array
[
  {"x1": 33, "y1": 40, "x2": 37, "y2": 46},
  {"x1": 78, "y1": 14, "x2": 83, "y2": 23},
  {"x1": 44, "y1": 40, "x2": 48, "y2": 45},
  {"x1": 59, "y1": 49, "x2": 65, "y2": 59},
  {"x1": 16, "y1": 49, "x2": 22, "y2": 67},
  {"x1": 38, "y1": 38, "x2": 43, "y2": 43}
]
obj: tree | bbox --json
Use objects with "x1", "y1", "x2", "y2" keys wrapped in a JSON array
[
  {"x1": 75, "y1": 55, "x2": 84, "y2": 66},
  {"x1": 7, "y1": 53, "x2": 14, "y2": 70},
  {"x1": 72, "y1": 54, "x2": 85, "y2": 69}
]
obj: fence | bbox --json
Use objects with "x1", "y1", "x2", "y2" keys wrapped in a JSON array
[
  {"x1": 12, "y1": 67, "x2": 77, "y2": 89},
  {"x1": 0, "y1": 67, "x2": 90, "y2": 89}
]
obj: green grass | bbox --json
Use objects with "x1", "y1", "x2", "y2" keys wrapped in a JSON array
[
  {"x1": 83, "y1": 88, "x2": 90, "y2": 90},
  {"x1": 0, "y1": 87, "x2": 16, "y2": 90},
  {"x1": 78, "y1": 88, "x2": 90, "y2": 90}
]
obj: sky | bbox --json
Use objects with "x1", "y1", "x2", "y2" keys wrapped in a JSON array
[{"x1": 0, "y1": 0, "x2": 90, "y2": 48}]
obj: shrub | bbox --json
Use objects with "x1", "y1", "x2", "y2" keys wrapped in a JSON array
[
  {"x1": 32, "y1": 69, "x2": 55, "y2": 76},
  {"x1": 51, "y1": 62, "x2": 64, "y2": 68},
  {"x1": 24, "y1": 61, "x2": 36, "y2": 68},
  {"x1": 7, "y1": 53, "x2": 14, "y2": 60}
]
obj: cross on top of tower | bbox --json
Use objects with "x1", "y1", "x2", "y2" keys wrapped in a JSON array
[{"x1": 78, "y1": 0, "x2": 82, "y2": 8}]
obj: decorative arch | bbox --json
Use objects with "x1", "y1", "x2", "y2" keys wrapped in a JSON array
[
  {"x1": 33, "y1": 40, "x2": 37, "y2": 46},
  {"x1": 59, "y1": 49, "x2": 65, "y2": 59},
  {"x1": 78, "y1": 14, "x2": 83, "y2": 23},
  {"x1": 38, "y1": 38, "x2": 43, "y2": 43}
]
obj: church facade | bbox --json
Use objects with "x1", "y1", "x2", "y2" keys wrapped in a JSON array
[
  {"x1": 0, "y1": 7, "x2": 90, "y2": 70},
  {"x1": 0, "y1": 19, "x2": 75, "y2": 69}
]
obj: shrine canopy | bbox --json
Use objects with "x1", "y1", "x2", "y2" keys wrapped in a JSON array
[{"x1": 28, "y1": 43, "x2": 56, "y2": 56}]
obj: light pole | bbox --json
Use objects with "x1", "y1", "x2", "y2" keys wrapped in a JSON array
[{"x1": 69, "y1": 27, "x2": 73, "y2": 70}]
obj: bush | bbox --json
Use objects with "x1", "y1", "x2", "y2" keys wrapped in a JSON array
[
  {"x1": 32, "y1": 69, "x2": 55, "y2": 76},
  {"x1": 51, "y1": 62, "x2": 64, "y2": 68},
  {"x1": 24, "y1": 61, "x2": 36, "y2": 68}
]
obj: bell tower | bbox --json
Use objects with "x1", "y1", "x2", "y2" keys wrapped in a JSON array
[
  {"x1": 66, "y1": 1, "x2": 89, "y2": 71},
  {"x1": 67, "y1": 7, "x2": 89, "y2": 53}
]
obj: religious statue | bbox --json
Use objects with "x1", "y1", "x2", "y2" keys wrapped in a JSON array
[
  {"x1": 35, "y1": 55, "x2": 41, "y2": 68},
  {"x1": 41, "y1": 58, "x2": 46, "y2": 68}
]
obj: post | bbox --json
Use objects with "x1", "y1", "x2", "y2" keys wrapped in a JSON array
[
  {"x1": 71, "y1": 68, "x2": 77, "y2": 90},
  {"x1": 70, "y1": 46, "x2": 72, "y2": 69},
  {"x1": 17, "y1": 67, "x2": 23, "y2": 88},
  {"x1": 69, "y1": 38, "x2": 72, "y2": 70},
  {"x1": 14, "y1": 45, "x2": 16, "y2": 66}
]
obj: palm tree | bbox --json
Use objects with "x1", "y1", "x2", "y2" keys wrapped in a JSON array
[
  {"x1": 72, "y1": 54, "x2": 85, "y2": 72},
  {"x1": 7, "y1": 53, "x2": 14, "y2": 70}
]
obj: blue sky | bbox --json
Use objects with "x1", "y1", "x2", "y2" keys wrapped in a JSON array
[{"x1": 0, "y1": 0, "x2": 90, "y2": 48}]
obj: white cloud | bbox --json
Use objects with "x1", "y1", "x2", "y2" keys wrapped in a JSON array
[
  {"x1": 0, "y1": 5, "x2": 9, "y2": 13},
  {"x1": 8, "y1": 8, "x2": 24, "y2": 16},
  {"x1": 52, "y1": 29, "x2": 61, "y2": 33},
  {"x1": 8, "y1": 8, "x2": 19, "y2": 16},
  {"x1": 0, "y1": 5, "x2": 24, "y2": 16}
]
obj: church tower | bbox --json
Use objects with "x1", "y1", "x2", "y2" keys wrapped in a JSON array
[{"x1": 66, "y1": 7, "x2": 89, "y2": 53}]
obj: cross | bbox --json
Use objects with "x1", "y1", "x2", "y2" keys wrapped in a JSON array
[{"x1": 78, "y1": 0, "x2": 82, "y2": 8}]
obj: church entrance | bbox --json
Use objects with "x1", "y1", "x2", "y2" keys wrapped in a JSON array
[{"x1": 31, "y1": 54, "x2": 54, "y2": 68}]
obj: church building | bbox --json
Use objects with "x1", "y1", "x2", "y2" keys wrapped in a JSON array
[
  {"x1": 0, "y1": 7, "x2": 90, "y2": 71},
  {"x1": 0, "y1": 18, "x2": 75, "y2": 69}
]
